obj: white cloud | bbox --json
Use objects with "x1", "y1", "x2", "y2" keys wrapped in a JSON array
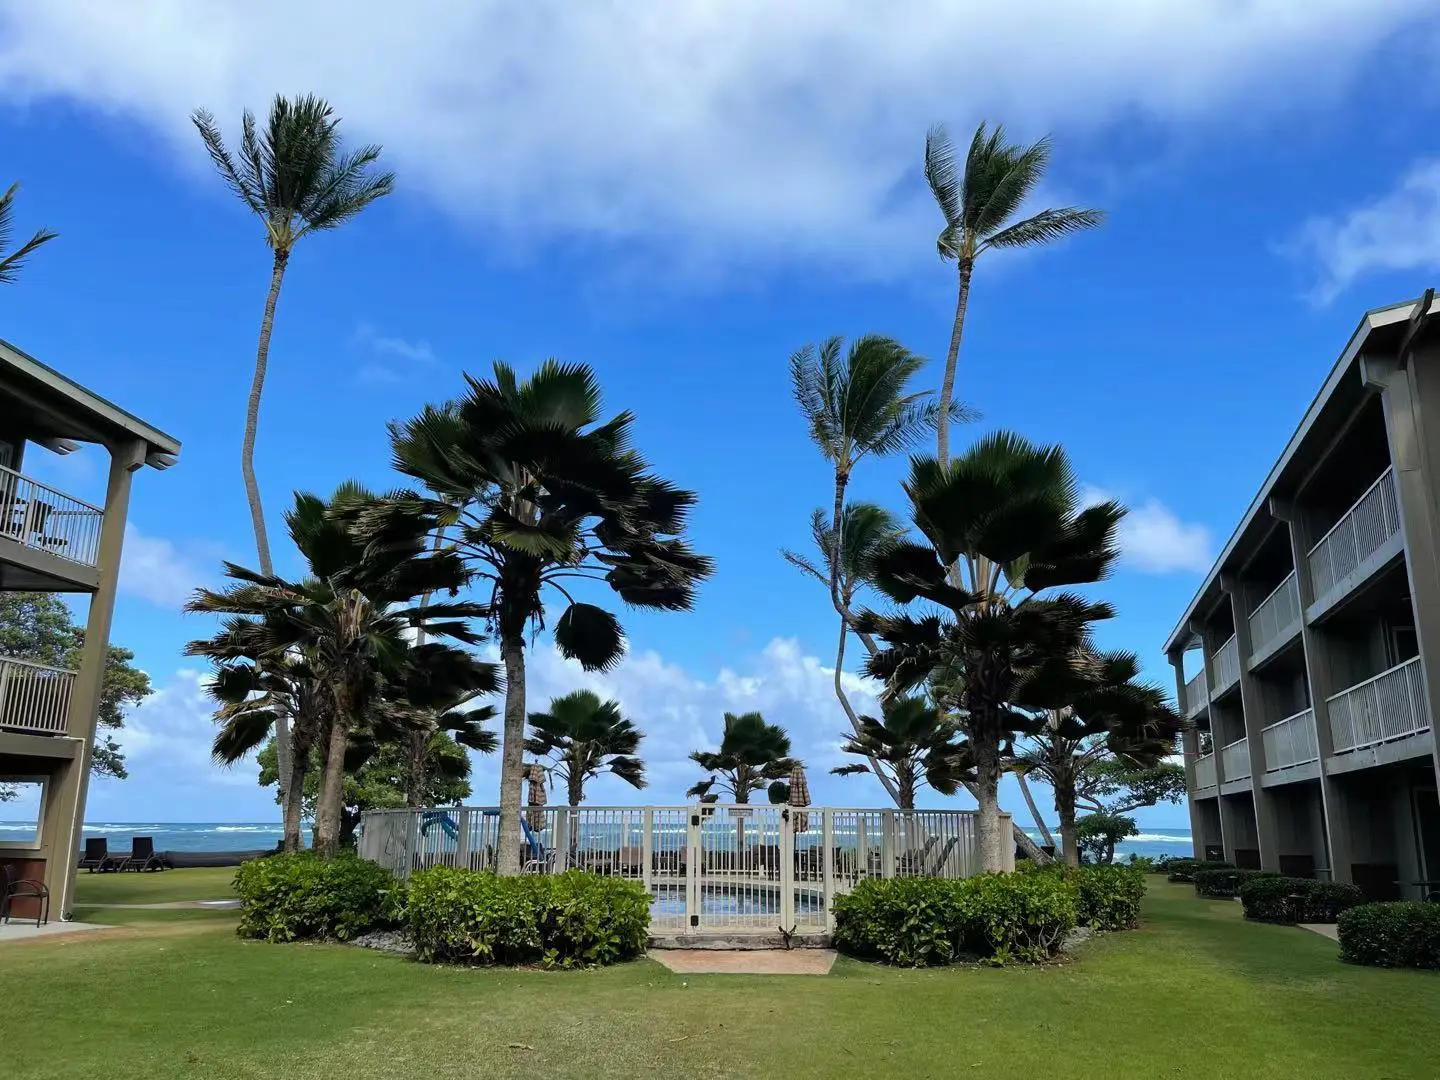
[
  {"x1": 1288, "y1": 160, "x2": 1440, "y2": 304},
  {"x1": 353, "y1": 322, "x2": 437, "y2": 384},
  {"x1": 0, "y1": 1, "x2": 1430, "y2": 273},
  {"x1": 1083, "y1": 485, "x2": 1213, "y2": 574},
  {"x1": 111, "y1": 667, "x2": 251, "y2": 787},
  {"x1": 118, "y1": 524, "x2": 212, "y2": 608}
]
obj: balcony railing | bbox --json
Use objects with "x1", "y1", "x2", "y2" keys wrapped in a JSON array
[
  {"x1": 0, "y1": 464, "x2": 103, "y2": 568},
  {"x1": 1327, "y1": 656, "x2": 1430, "y2": 754},
  {"x1": 1211, "y1": 634, "x2": 1240, "y2": 692},
  {"x1": 1261, "y1": 708, "x2": 1319, "y2": 771},
  {"x1": 1307, "y1": 467, "x2": 1400, "y2": 606},
  {"x1": 1220, "y1": 737, "x2": 1251, "y2": 781},
  {"x1": 0, "y1": 656, "x2": 76, "y2": 735},
  {"x1": 1184, "y1": 669, "x2": 1208, "y2": 718},
  {"x1": 1248, "y1": 572, "x2": 1299, "y2": 658},
  {"x1": 1194, "y1": 753, "x2": 1217, "y2": 790}
]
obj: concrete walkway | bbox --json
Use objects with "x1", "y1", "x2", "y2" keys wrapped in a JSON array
[
  {"x1": 1299, "y1": 923, "x2": 1340, "y2": 941},
  {"x1": 0, "y1": 921, "x2": 113, "y2": 944},
  {"x1": 79, "y1": 899, "x2": 240, "y2": 910},
  {"x1": 651, "y1": 949, "x2": 837, "y2": 975}
]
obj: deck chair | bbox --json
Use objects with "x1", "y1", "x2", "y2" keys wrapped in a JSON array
[
  {"x1": 922, "y1": 836, "x2": 959, "y2": 876},
  {"x1": 1, "y1": 863, "x2": 50, "y2": 927},
  {"x1": 519, "y1": 818, "x2": 555, "y2": 875},
  {"x1": 117, "y1": 836, "x2": 166, "y2": 873},
  {"x1": 896, "y1": 836, "x2": 939, "y2": 876},
  {"x1": 78, "y1": 837, "x2": 117, "y2": 873}
]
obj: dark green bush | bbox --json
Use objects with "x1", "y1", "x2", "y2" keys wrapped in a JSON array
[
  {"x1": 1238, "y1": 875, "x2": 1365, "y2": 924},
  {"x1": 1193, "y1": 868, "x2": 1278, "y2": 898},
  {"x1": 831, "y1": 873, "x2": 1078, "y2": 967},
  {"x1": 406, "y1": 867, "x2": 650, "y2": 968},
  {"x1": 1166, "y1": 858, "x2": 1233, "y2": 883},
  {"x1": 1337, "y1": 902, "x2": 1440, "y2": 969},
  {"x1": 1069, "y1": 864, "x2": 1147, "y2": 930},
  {"x1": 234, "y1": 852, "x2": 403, "y2": 943}
]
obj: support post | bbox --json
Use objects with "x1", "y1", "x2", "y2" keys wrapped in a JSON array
[
  {"x1": 1222, "y1": 573, "x2": 1282, "y2": 871},
  {"x1": 1170, "y1": 648, "x2": 1208, "y2": 860},
  {"x1": 821, "y1": 809, "x2": 836, "y2": 932},
  {"x1": 641, "y1": 807, "x2": 654, "y2": 895},
  {"x1": 880, "y1": 810, "x2": 895, "y2": 878}
]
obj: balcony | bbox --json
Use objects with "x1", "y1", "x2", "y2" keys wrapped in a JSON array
[
  {"x1": 1247, "y1": 572, "x2": 1299, "y2": 661},
  {"x1": 0, "y1": 465, "x2": 103, "y2": 568},
  {"x1": 1326, "y1": 657, "x2": 1430, "y2": 755},
  {"x1": 1220, "y1": 737, "x2": 1251, "y2": 781},
  {"x1": 1210, "y1": 634, "x2": 1240, "y2": 694},
  {"x1": 1261, "y1": 708, "x2": 1319, "y2": 771},
  {"x1": 1307, "y1": 468, "x2": 1401, "y2": 610},
  {"x1": 0, "y1": 656, "x2": 76, "y2": 735},
  {"x1": 1195, "y1": 753, "x2": 1217, "y2": 791},
  {"x1": 1184, "y1": 669, "x2": 1208, "y2": 718}
]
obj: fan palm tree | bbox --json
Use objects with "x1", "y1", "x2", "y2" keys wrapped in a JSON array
[
  {"x1": 353, "y1": 362, "x2": 713, "y2": 872},
  {"x1": 192, "y1": 95, "x2": 395, "y2": 809},
  {"x1": 0, "y1": 182, "x2": 56, "y2": 284},
  {"x1": 924, "y1": 123, "x2": 1103, "y2": 462},
  {"x1": 1013, "y1": 652, "x2": 1183, "y2": 866},
  {"x1": 688, "y1": 712, "x2": 796, "y2": 804},
  {"x1": 831, "y1": 696, "x2": 966, "y2": 810},
  {"x1": 186, "y1": 482, "x2": 494, "y2": 856},
  {"x1": 526, "y1": 690, "x2": 645, "y2": 806},
  {"x1": 858, "y1": 432, "x2": 1124, "y2": 871}
]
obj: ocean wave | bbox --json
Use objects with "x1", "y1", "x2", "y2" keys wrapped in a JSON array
[
  {"x1": 214, "y1": 825, "x2": 282, "y2": 834},
  {"x1": 1130, "y1": 833, "x2": 1192, "y2": 843}
]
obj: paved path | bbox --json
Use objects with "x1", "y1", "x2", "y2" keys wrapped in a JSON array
[
  {"x1": 651, "y1": 949, "x2": 837, "y2": 975},
  {"x1": 1299, "y1": 923, "x2": 1339, "y2": 941},
  {"x1": 79, "y1": 899, "x2": 240, "y2": 910},
  {"x1": 0, "y1": 921, "x2": 112, "y2": 943}
]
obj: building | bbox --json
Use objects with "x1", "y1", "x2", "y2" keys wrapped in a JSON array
[
  {"x1": 0, "y1": 339, "x2": 178, "y2": 920},
  {"x1": 1165, "y1": 292, "x2": 1440, "y2": 901}
]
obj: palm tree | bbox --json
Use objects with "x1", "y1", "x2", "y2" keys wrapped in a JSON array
[
  {"x1": 1013, "y1": 652, "x2": 1183, "y2": 866},
  {"x1": 924, "y1": 123, "x2": 1103, "y2": 462},
  {"x1": 354, "y1": 362, "x2": 713, "y2": 872},
  {"x1": 0, "y1": 182, "x2": 56, "y2": 284},
  {"x1": 687, "y1": 712, "x2": 796, "y2": 804},
  {"x1": 186, "y1": 482, "x2": 495, "y2": 856},
  {"x1": 831, "y1": 696, "x2": 966, "y2": 810},
  {"x1": 858, "y1": 432, "x2": 1124, "y2": 871},
  {"x1": 526, "y1": 690, "x2": 646, "y2": 806},
  {"x1": 192, "y1": 95, "x2": 395, "y2": 810}
]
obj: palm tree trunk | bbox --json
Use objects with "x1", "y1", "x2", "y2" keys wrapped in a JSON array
[
  {"x1": 404, "y1": 728, "x2": 428, "y2": 808},
  {"x1": 496, "y1": 636, "x2": 527, "y2": 875},
  {"x1": 567, "y1": 768, "x2": 584, "y2": 808},
  {"x1": 1055, "y1": 773, "x2": 1081, "y2": 868},
  {"x1": 972, "y1": 739, "x2": 1003, "y2": 873},
  {"x1": 282, "y1": 741, "x2": 307, "y2": 853},
  {"x1": 833, "y1": 615, "x2": 902, "y2": 805},
  {"x1": 935, "y1": 258, "x2": 973, "y2": 465},
  {"x1": 248, "y1": 249, "x2": 293, "y2": 819},
  {"x1": 313, "y1": 716, "x2": 349, "y2": 858},
  {"x1": 1016, "y1": 773, "x2": 1055, "y2": 850}
]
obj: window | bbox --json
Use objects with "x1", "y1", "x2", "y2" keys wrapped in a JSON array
[
  {"x1": 0, "y1": 776, "x2": 45, "y2": 849},
  {"x1": 1385, "y1": 622, "x2": 1419, "y2": 667}
]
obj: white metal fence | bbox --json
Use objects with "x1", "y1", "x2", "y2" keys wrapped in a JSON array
[
  {"x1": 1220, "y1": 737, "x2": 1251, "y2": 781},
  {"x1": 1307, "y1": 467, "x2": 1400, "y2": 606},
  {"x1": 0, "y1": 656, "x2": 76, "y2": 735},
  {"x1": 1327, "y1": 657, "x2": 1430, "y2": 754},
  {"x1": 1261, "y1": 708, "x2": 1318, "y2": 771},
  {"x1": 1194, "y1": 753, "x2": 1217, "y2": 790},
  {"x1": 1212, "y1": 634, "x2": 1240, "y2": 692},
  {"x1": 0, "y1": 465, "x2": 103, "y2": 567},
  {"x1": 1184, "y1": 669, "x2": 1208, "y2": 718},
  {"x1": 358, "y1": 804, "x2": 1006, "y2": 936},
  {"x1": 1248, "y1": 572, "x2": 1299, "y2": 658}
]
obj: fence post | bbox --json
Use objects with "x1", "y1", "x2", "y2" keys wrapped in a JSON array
[
  {"x1": 780, "y1": 808, "x2": 796, "y2": 932},
  {"x1": 685, "y1": 807, "x2": 701, "y2": 932},
  {"x1": 822, "y1": 809, "x2": 835, "y2": 932},
  {"x1": 641, "y1": 807, "x2": 654, "y2": 895},
  {"x1": 881, "y1": 810, "x2": 895, "y2": 878},
  {"x1": 456, "y1": 808, "x2": 471, "y2": 869}
]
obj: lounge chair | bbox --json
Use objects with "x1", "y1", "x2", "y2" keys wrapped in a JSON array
[
  {"x1": 520, "y1": 819, "x2": 555, "y2": 875},
  {"x1": 1, "y1": 863, "x2": 50, "y2": 927},
  {"x1": 78, "y1": 837, "x2": 118, "y2": 873},
  {"x1": 117, "y1": 836, "x2": 166, "y2": 873},
  {"x1": 896, "y1": 836, "x2": 939, "y2": 876},
  {"x1": 923, "y1": 836, "x2": 959, "y2": 876}
]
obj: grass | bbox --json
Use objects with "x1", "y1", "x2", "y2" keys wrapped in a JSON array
[
  {"x1": 5, "y1": 879, "x2": 1437, "y2": 1079},
  {"x1": 72, "y1": 865, "x2": 236, "y2": 906}
]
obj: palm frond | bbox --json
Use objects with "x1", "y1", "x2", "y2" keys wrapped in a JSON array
[{"x1": 982, "y1": 206, "x2": 1105, "y2": 251}]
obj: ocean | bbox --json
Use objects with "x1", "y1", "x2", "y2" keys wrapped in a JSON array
[{"x1": 0, "y1": 821, "x2": 1196, "y2": 861}]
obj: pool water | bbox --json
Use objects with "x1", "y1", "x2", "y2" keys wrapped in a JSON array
[{"x1": 648, "y1": 884, "x2": 826, "y2": 918}]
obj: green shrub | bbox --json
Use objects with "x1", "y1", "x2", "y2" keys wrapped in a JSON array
[
  {"x1": 406, "y1": 867, "x2": 650, "y2": 968},
  {"x1": 1125, "y1": 854, "x2": 1157, "y2": 874},
  {"x1": 1238, "y1": 876, "x2": 1365, "y2": 924},
  {"x1": 1337, "y1": 902, "x2": 1440, "y2": 969},
  {"x1": 831, "y1": 873, "x2": 1078, "y2": 967},
  {"x1": 1069, "y1": 864, "x2": 1147, "y2": 930},
  {"x1": 233, "y1": 852, "x2": 403, "y2": 943},
  {"x1": 1193, "y1": 868, "x2": 1278, "y2": 898},
  {"x1": 1166, "y1": 858, "x2": 1233, "y2": 883}
]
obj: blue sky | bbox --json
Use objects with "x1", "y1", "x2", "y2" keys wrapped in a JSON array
[{"x1": 2, "y1": 2, "x2": 1439, "y2": 830}]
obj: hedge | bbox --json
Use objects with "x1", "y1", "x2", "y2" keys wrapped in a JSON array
[
  {"x1": 234, "y1": 852, "x2": 404, "y2": 943},
  {"x1": 1166, "y1": 858, "x2": 1234, "y2": 883},
  {"x1": 831, "y1": 872, "x2": 1079, "y2": 967},
  {"x1": 1193, "y1": 867, "x2": 1278, "y2": 899},
  {"x1": 1337, "y1": 902, "x2": 1440, "y2": 969},
  {"x1": 1238, "y1": 875, "x2": 1365, "y2": 924},
  {"x1": 1069, "y1": 864, "x2": 1147, "y2": 930},
  {"x1": 406, "y1": 867, "x2": 650, "y2": 968}
]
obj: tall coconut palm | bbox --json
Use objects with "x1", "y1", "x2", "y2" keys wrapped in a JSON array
[
  {"x1": 353, "y1": 362, "x2": 712, "y2": 872},
  {"x1": 687, "y1": 712, "x2": 796, "y2": 804},
  {"x1": 526, "y1": 690, "x2": 645, "y2": 806},
  {"x1": 186, "y1": 482, "x2": 495, "y2": 856},
  {"x1": 858, "y1": 432, "x2": 1124, "y2": 871},
  {"x1": 924, "y1": 123, "x2": 1103, "y2": 462},
  {"x1": 1013, "y1": 652, "x2": 1183, "y2": 866},
  {"x1": 831, "y1": 696, "x2": 966, "y2": 810},
  {"x1": 0, "y1": 182, "x2": 56, "y2": 284},
  {"x1": 192, "y1": 95, "x2": 395, "y2": 809}
]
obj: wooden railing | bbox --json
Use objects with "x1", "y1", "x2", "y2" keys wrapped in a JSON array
[
  {"x1": 1327, "y1": 657, "x2": 1429, "y2": 754},
  {"x1": 1248, "y1": 572, "x2": 1299, "y2": 658},
  {"x1": 0, "y1": 656, "x2": 76, "y2": 735},
  {"x1": 1184, "y1": 669, "x2": 1208, "y2": 718},
  {"x1": 0, "y1": 464, "x2": 103, "y2": 568},
  {"x1": 1220, "y1": 737, "x2": 1251, "y2": 781},
  {"x1": 1194, "y1": 753, "x2": 1217, "y2": 790},
  {"x1": 1211, "y1": 634, "x2": 1240, "y2": 692},
  {"x1": 1307, "y1": 468, "x2": 1400, "y2": 607}
]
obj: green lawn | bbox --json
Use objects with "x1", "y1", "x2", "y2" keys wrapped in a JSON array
[
  {"x1": 72, "y1": 865, "x2": 237, "y2": 907},
  {"x1": 6, "y1": 880, "x2": 1437, "y2": 1080}
]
